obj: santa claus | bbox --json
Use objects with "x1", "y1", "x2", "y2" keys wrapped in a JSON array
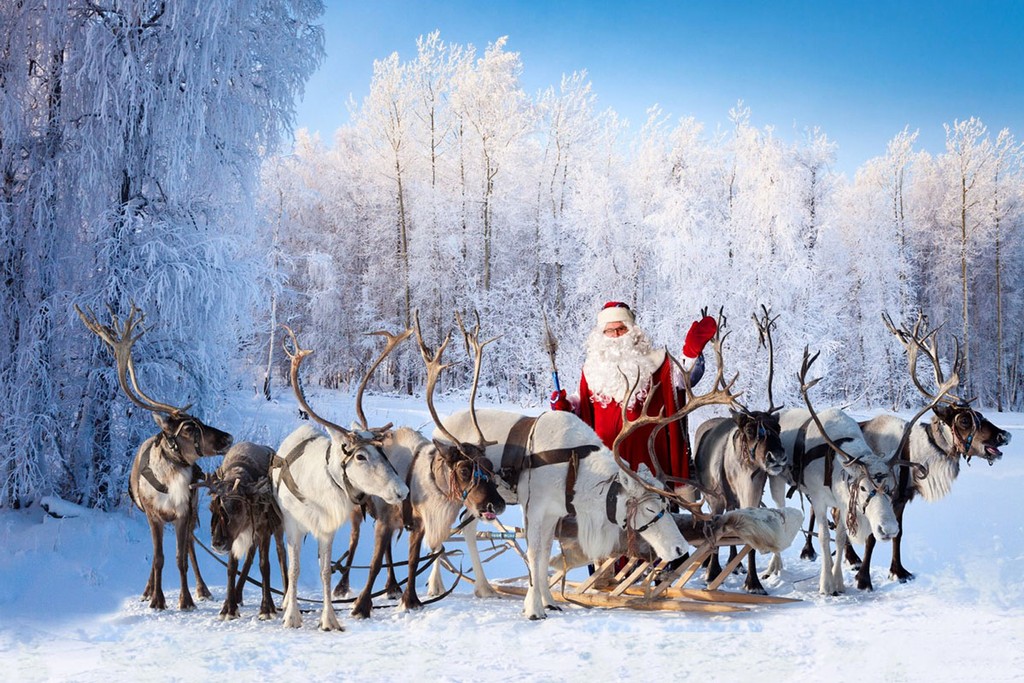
[{"x1": 550, "y1": 301, "x2": 717, "y2": 482}]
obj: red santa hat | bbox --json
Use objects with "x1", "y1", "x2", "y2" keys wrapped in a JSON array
[{"x1": 597, "y1": 301, "x2": 635, "y2": 327}]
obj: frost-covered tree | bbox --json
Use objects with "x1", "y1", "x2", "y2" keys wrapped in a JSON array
[{"x1": 0, "y1": 0, "x2": 324, "y2": 508}]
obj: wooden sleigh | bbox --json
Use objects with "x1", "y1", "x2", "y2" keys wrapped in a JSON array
[{"x1": 443, "y1": 507, "x2": 804, "y2": 614}]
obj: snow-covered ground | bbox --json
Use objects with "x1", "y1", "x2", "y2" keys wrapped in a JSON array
[{"x1": 2, "y1": 390, "x2": 1022, "y2": 682}]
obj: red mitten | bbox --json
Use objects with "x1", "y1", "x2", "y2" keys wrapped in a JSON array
[
  {"x1": 550, "y1": 390, "x2": 572, "y2": 412},
  {"x1": 683, "y1": 316, "x2": 718, "y2": 358}
]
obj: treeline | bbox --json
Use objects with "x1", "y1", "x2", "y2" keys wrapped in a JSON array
[{"x1": 263, "y1": 32, "x2": 1024, "y2": 418}]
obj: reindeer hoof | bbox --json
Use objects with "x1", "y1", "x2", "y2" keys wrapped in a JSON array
[
  {"x1": 545, "y1": 604, "x2": 562, "y2": 612},
  {"x1": 195, "y1": 585, "x2": 212, "y2": 600},
  {"x1": 218, "y1": 611, "x2": 239, "y2": 621},
  {"x1": 149, "y1": 597, "x2": 167, "y2": 610},
  {"x1": 527, "y1": 613, "x2": 546, "y2": 621},
  {"x1": 800, "y1": 549, "x2": 817, "y2": 561},
  {"x1": 258, "y1": 611, "x2": 275, "y2": 621}
]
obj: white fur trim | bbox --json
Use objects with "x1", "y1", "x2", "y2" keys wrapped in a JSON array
[{"x1": 597, "y1": 305, "x2": 635, "y2": 327}]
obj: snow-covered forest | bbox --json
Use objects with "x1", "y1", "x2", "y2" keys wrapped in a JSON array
[
  {"x1": 2, "y1": 13, "x2": 1022, "y2": 510},
  {"x1": 265, "y1": 32, "x2": 1024, "y2": 414}
]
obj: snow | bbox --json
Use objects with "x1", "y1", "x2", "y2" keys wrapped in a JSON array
[{"x1": 2, "y1": 391, "x2": 1022, "y2": 682}]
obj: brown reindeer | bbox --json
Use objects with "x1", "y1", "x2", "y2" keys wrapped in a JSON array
[
  {"x1": 206, "y1": 441, "x2": 286, "y2": 620},
  {"x1": 347, "y1": 312, "x2": 507, "y2": 618},
  {"x1": 77, "y1": 304, "x2": 232, "y2": 610}
]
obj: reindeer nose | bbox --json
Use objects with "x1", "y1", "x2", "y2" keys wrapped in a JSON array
[{"x1": 998, "y1": 431, "x2": 1011, "y2": 446}]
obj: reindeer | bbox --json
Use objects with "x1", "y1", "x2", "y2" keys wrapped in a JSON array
[
  {"x1": 691, "y1": 305, "x2": 788, "y2": 594},
  {"x1": 346, "y1": 314, "x2": 507, "y2": 618},
  {"x1": 849, "y1": 313, "x2": 1011, "y2": 589},
  {"x1": 272, "y1": 326, "x2": 409, "y2": 631},
  {"x1": 436, "y1": 322, "x2": 739, "y2": 619},
  {"x1": 205, "y1": 441, "x2": 286, "y2": 620},
  {"x1": 76, "y1": 304, "x2": 232, "y2": 610},
  {"x1": 769, "y1": 347, "x2": 948, "y2": 595}
]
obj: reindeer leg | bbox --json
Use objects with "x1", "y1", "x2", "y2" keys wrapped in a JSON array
[
  {"x1": 220, "y1": 554, "x2": 240, "y2": 620},
  {"x1": 274, "y1": 529, "x2": 288, "y2": 596},
  {"x1": 844, "y1": 540, "x2": 863, "y2": 569},
  {"x1": 801, "y1": 511, "x2": 818, "y2": 561},
  {"x1": 333, "y1": 507, "x2": 362, "y2": 599},
  {"x1": 462, "y1": 517, "x2": 497, "y2": 598},
  {"x1": 855, "y1": 535, "x2": 876, "y2": 591},
  {"x1": 384, "y1": 540, "x2": 402, "y2": 600},
  {"x1": 704, "y1": 548, "x2": 723, "y2": 584},
  {"x1": 523, "y1": 516, "x2": 559, "y2": 619},
  {"x1": 281, "y1": 529, "x2": 303, "y2": 629},
  {"x1": 816, "y1": 506, "x2": 836, "y2": 596},
  {"x1": 147, "y1": 517, "x2": 166, "y2": 610},
  {"x1": 234, "y1": 544, "x2": 257, "y2": 606},
  {"x1": 188, "y1": 492, "x2": 211, "y2": 600},
  {"x1": 426, "y1": 545, "x2": 446, "y2": 597},
  {"x1": 889, "y1": 502, "x2": 913, "y2": 582},
  {"x1": 317, "y1": 534, "x2": 343, "y2": 631},
  {"x1": 175, "y1": 517, "x2": 196, "y2": 610},
  {"x1": 257, "y1": 534, "x2": 276, "y2": 620},
  {"x1": 402, "y1": 526, "x2": 427, "y2": 611},
  {"x1": 743, "y1": 549, "x2": 768, "y2": 595},
  {"x1": 353, "y1": 522, "x2": 391, "y2": 619},
  {"x1": 831, "y1": 517, "x2": 847, "y2": 595}
]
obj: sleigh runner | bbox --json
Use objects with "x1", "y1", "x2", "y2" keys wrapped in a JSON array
[{"x1": 439, "y1": 505, "x2": 804, "y2": 613}]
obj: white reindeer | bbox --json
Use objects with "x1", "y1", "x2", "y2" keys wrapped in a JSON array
[
  {"x1": 768, "y1": 349, "x2": 909, "y2": 596},
  {"x1": 272, "y1": 327, "x2": 409, "y2": 631},
  {"x1": 440, "y1": 408, "x2": 689, "y2": 619},
  {"x1": 432, "y1": 320, "x2": 738, "y2": 619},
  {"x1": 851, "y1": 313, "x2": 1010, "y2": 589}
]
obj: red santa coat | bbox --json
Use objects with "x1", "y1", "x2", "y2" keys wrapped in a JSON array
[{"x1": 575, "y1": 349, "x2": 690, "y2": 480}]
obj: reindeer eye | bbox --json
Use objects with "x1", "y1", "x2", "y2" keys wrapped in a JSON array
[{"x1": 355, "y1": 451, "x2": 367, "y2": 462}]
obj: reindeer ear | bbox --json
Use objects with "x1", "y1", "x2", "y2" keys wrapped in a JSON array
[
  {"x1": 152, "y1": 412, "x2": 172, "y2": 433},
  {"x1": 432, "y1": 439, "x2": 459, "y2": 464},
  {"x1": 634, "y1": 463, "x2": 657, "y2": 485},
  {"x1": 932, "y1": 404, "x2": 951, "y2": 421}
]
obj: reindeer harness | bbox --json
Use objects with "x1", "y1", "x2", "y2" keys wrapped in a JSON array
[
  {"x1": 786, "y1": 418, "x2": 853, "y2": 498},
  {"x1": 400, "y1": 441, "x2": 496, "y2": 531},
  {"x1": 134, "y1": 424, "x2": 204, "y2": 497},
  {"x1": 270, "y1": 434, "x2": 382, "y2": 506},
  {"x1": 499, "y1": 415, "x2": 600, "y2": 515}
]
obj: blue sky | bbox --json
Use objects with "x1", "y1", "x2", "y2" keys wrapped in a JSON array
[{"x1": 295, "y1": 1, "x2": 1024, "y2": 176}]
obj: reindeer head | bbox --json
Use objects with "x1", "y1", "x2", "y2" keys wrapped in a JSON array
[
  {"x1": 730, "y1": 409, "x2": 787, "y2": 477},
  {"x1": 611, "y1": 464, "x2": 688, "y2": 561},
  {"x1": 932, "y1": 403, "x2": 1010, "y2": 464},
  {"x1": 882, "y1": 312, "x2": 1010, "y2": 466},
  {"x1": 281, "y1": 325, "x2": 409, "y2": 506},
  {"x1": 412, "y1": 309, "x2": 506, "y2": 520},
  {"x1": 76, "y1": 303, "x2": 233, "y2": 464},
  {"x1": 432, "y1": 439, "x2": 505, "y2": 521}
]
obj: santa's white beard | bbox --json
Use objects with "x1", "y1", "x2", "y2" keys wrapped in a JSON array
[{"x1": 582, "y1": 325, "x2": 662, "y2": 407}]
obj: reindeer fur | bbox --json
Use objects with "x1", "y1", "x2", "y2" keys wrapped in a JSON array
[
  {"x1": 769, "y1": 408, "x2": 900, "y2": 596},
  {"x1": 129, "y1": 413, "x2": 231, "y2": 610},
  {"x1": 349, "y1": 426, "x2": 506, "y2": 618},
  {"x1": 849, "y1": 411, "x2": 1011, "y2": 589},
  {"x1": 692, "y1": 411, "x2": 788, "y2": 593},
  {"x1": 208, "y1": 442, "x2": 286, "y2": 621},
  {"x1": 439, "y1": 409, "x2": 689, "y2": 620},
  {"x1": 272, "y1": 423, "x2": 409, "y2": 630}
]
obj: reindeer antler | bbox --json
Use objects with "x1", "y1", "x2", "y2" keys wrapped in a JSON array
[
  {"x1": 76, "y1": 302, "x2": 192, "y2": 416},
  {"x1": 280, "y1": 324, "x2": 351, "y2": 437},
  {"x1": 609, "y1": 315, "x2": 741, "y2": 519},
  {"x1": 753, "y1": 304, "x2": 782, "y2": 413},
  {"x1": 412, "y1": 310, "x2": 462, "y2": 447},
  {"x1": 354, "y1": 327, "x2": 413, "y2": 431},
  {"x1": 882, "y1": 312, "x2": 962, "y2": 471},
  {"x1": 455, "y1": 310, "x2": 500, "y2": 447}
]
